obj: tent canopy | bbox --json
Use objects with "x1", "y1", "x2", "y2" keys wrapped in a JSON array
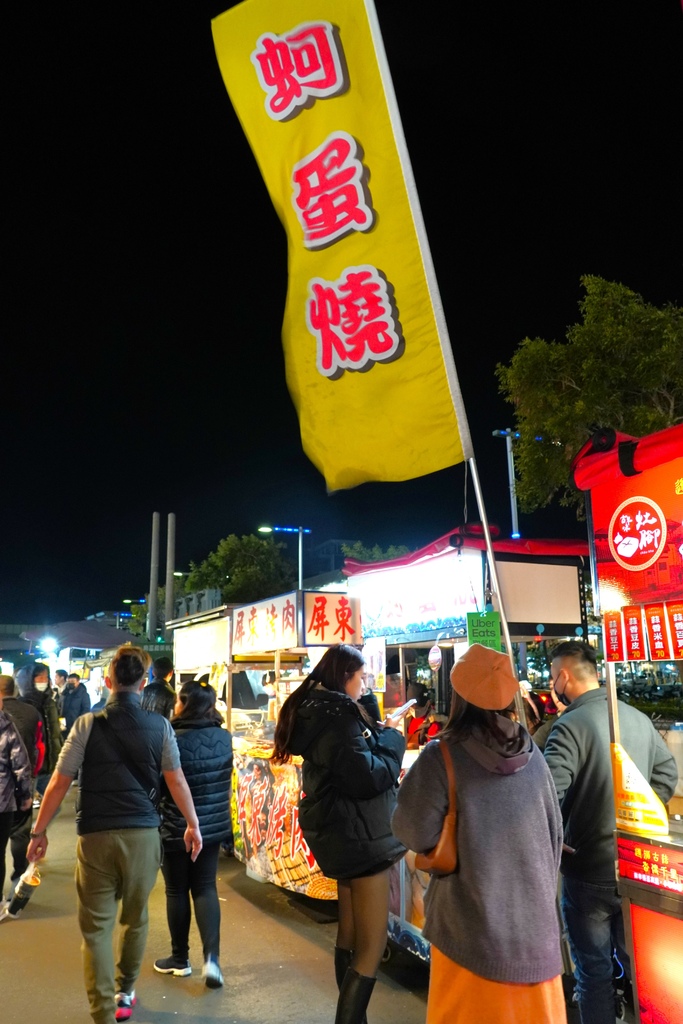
[{"x1": 21, "y1": 620, "x2": 139, "y2": 651}]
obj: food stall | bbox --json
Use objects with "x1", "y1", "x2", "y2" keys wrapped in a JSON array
[
  {"x1": 346, "y1": 528, "x2": 589, "y2": 960},
  {"x1": 228, "y1": 589, "x2": 362, "y2": 900},
  {"x1": 572, "y1": 424, "x2": 683, "y2": 1022}
]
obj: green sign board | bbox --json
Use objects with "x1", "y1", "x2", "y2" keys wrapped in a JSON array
[{"x1": 466, "y1": 611, "x2": 502, "y2": 651}]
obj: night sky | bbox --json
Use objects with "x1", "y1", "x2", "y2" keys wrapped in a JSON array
[{"x1": 4, "y1": 0, "x2": 682, "y2": 623}]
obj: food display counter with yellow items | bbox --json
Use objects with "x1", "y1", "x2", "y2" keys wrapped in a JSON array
[
  {"x1": 227, "y1": 588, "x2": 362, "y2": 899},
  {"x1": 230, "y1": 729, "x2": 337, "y2": 900}
]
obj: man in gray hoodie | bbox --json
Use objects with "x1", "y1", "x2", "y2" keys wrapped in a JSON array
[{"x1": 544, "y1": 640, "x2": 677, "y2": 1024}]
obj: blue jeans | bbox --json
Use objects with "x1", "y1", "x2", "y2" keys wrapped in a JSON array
[{"x1": 561, "y1": 875, "x2": 630, "y2": 1024}]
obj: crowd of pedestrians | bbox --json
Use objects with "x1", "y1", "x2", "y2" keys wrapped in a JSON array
[{"x1": 1, "y1": 640, "x2": 680, "y2": 1024}]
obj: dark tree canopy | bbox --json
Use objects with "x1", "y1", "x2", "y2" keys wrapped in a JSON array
[
  {"x1": 496, "y1": 275, "x2": 683, "y2": 513},
  {"x1": 185, "y1": 534, "x2": 296, "y2": 604},
  {"x1": 341, "y1": 541, "x2": 412, "y2": 562}
]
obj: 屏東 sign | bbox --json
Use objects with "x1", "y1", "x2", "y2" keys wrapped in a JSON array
[{"x1": 232, "y1": 591, "x2": 362, "y2": 654}]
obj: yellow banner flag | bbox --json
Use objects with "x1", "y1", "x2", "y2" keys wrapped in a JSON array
[
  {"x1": 611, "y1": 742, "x2": 670, "y2": 837},
  {"x1": 212, "y1": 0, "x2": 472, "y2": 490}
]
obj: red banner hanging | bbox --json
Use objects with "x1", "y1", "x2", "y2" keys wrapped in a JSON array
[
  {"x1": 642, "y1": 603, "x2": 672, "y2": 661},
  {"x1": 603, "y1": 609, "x2": 625, "y2": 662},
  {"x1": 622, "y1": 606, "x2": 647, "y2": 661},
  {"x1": 665, "y1": 601, "x2": 683, "y2": 660}
]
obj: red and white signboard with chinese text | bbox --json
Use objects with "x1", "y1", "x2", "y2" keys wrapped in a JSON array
[
  {"x1": 603, "y1": 609, "x2": 626, "y2": 663},
  {"x1": 303, "y1": 591, "x2": 361, "y2": 646},
  {"x1": 618, "y1": 835, "x2": 683, "y2": 895},
  {"x1": 232, "y1": 592, "x2": 299, "y2": 655},
  {"x1": 212, "y1": 0, "x2": 472, "y2": 490},
  {"x1": 643, "y1": 602, "x2": 673, "y2": 661},
  {"x1": 666, "y1": 601, "x2": 683, "y2": 660},
  {"x1": 622, "y1": 605, "x2": 648, "y2": 662},
  {"x1": 573, "y1": 425, "x2": 683, "y2": 613},
  {"x1": 232, "y1": 591, "x2": 362, "y2": 653}
]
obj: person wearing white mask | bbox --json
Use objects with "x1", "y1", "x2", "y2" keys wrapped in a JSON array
[{"x1": 17, "y1": 664, "x2": 62, "y2": 803}]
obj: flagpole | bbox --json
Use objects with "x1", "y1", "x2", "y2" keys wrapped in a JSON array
[{"x1": 467, "y1": 456, "x2": 527, "y2": 723}]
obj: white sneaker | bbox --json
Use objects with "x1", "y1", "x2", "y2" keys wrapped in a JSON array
[{"x1": 202, "y1": 958, "x2": 223, "y2": 989}]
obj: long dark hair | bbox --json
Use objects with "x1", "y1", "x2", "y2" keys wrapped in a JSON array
[
  {"x1": 440, "y1": 690, "x2": 514, "y2": 745},
  {"x1": 173, "y1": 680, "x2": 223, "y2": 725},
  {"x1": 271, "y1": 644, "x2": 365, "y2": 765}
]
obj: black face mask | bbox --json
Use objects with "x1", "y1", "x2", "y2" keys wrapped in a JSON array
[{"x1": 552, "y1": 674, "x2": 571, "y2": 707}]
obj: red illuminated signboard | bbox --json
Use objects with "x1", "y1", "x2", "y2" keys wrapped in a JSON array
[
  {"x1": 643, "y1": 602, "x2": 673, "y2": 660},
  {"x1": 604, "y1": 609, "x2": 625, "y2": 662},
  {"x1": 629, "y1": 904, "x2": 683, "y2": 1024},
  {"x1": 666, "y1": 601, "x2": 683, "y2": 659},
  {"x1": 617, "y1": 835, "x2": 683, "y2": 894},
  {"x1": 621, "y1": 606, "x2": 647, "y2": 662},
  {"x1": 572, "y1": 425, "x2": 683, "y2": 611}
]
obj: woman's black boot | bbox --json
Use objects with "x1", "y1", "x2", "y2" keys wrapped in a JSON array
[
  {"x1": 334, "y1": 968, "x2": 376, "y2": 1024},
  {"x1": 334, "y1": 947, "x2": 353, "y2": 989}
]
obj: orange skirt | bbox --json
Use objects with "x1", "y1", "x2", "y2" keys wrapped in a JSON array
[{"x1": 427, "y1": 945, "x2": 567, "y2": 1024}]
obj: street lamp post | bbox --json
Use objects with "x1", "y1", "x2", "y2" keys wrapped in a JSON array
[
  {"x1": 492, "y1": 428, "x2": 521, "y2": 539},
  {"x1": 258, "y1": 524, "x2": 312, "y2": 590}
]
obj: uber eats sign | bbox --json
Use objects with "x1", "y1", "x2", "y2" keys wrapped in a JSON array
[{"x1": 466, "y1": 611, "x2": 502, "y2": 652}]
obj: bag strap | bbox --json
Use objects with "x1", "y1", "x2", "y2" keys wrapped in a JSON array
[
  {"x1": 436, "y1": 739, "x2": 457, "y2": 814},
  {"x1": 93, "y1": 712, "x2": 159, "y2": 807}
]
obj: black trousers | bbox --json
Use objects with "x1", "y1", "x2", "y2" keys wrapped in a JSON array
[
  {"x1": 10, "y1": 807, "x2": 33, "y2": 882},
  {"x1": 160, "y1": 842, "x2": 222, "y2": 962},
  {"x1": 0, "y1": 811, "x2": 13, "y2": 897}
]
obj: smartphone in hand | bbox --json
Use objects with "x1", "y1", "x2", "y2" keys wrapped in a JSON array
[{"x1": 388, "y1": 697, "x2": 417, "y2": 720}]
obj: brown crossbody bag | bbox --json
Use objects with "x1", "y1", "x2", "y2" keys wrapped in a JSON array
[{"x1": 414, "y1": 739, "x2": 457, "y2": 876}]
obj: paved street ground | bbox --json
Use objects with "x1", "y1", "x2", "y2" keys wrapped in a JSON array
[
  {"x1": 2, "y1": 789, "x2": 429, "y2": 1024},
  {"x1": 3, "y1": 788, "x2": 635, "y2": 1023}
]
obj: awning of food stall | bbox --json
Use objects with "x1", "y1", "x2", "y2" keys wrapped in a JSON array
[{"x1": 21, "y1": 620, "x2": 140, "y2": 651}]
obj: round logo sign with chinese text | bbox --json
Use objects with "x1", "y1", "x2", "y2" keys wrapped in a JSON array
[{"x1": 608, "y1": 496, "x2": 667, "y2": 572}]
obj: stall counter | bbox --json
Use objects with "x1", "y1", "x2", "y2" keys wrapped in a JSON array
[
  {"x1": 230, "y1": 733, "x2": 434, "y2": 964},
  {"x1": 231, "y1": 734, "x2": 337, "y2": 900}
]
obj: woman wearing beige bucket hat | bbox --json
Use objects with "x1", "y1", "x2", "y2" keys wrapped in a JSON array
[{"x1": 392, "y1": 643, "x2": 567, "y2": 1024}]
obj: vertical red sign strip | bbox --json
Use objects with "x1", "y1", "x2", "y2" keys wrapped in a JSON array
[
  {"x1": 643, "y1": 603, "x2": 672, "y2": 660},
  {"x1": 665, "y1": 601, "x2": 683, "y2": 659},
  {"x1": 603, "y1": 610, "x2": 625, "y2": 662},
  {"x1": 621, "y1": 606, "x2": 648, "y2": 661}
]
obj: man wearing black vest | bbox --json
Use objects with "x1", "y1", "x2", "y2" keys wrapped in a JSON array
[{"x1": 27, "y1": 646, "x2": 202, "y2": 1024}]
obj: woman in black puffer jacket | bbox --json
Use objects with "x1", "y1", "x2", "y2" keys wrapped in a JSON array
[
  {"x1": 155, "y1": 681, "x2": 233, "y2": 989},
  {"x1": 272, "y1": 644, "x2": 406, "y2": 1024}
]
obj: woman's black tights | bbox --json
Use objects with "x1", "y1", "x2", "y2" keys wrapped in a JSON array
[
  {"x1": 335, "y1": 868, "x2": 391, "y2": 978},
  {"x1": 160, "y1": 842, "x2": 221, "y2": 961}
]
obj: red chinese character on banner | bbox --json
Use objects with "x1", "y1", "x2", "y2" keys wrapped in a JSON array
[
  {"x1": 266, "y1": 603, "x2": 278, "y2": 641},
  {"x1": 248, "y1": 606, "x2": 258, "y2": 640},
  {"x1": 265, "y1": 784, "x2": 288, "y2": 859},
  {"x1": 234, "y1": 610, "x2": 245, "y2": 648},
  {"x1": 282, "y1": 598, "x2": 296, "y2": 637},
  {"x1": 246, "y1": 772, "x2": 271, "y2": 849},
  {"x1": 290, "y1": 803, "x2": 316, "y2": 869},
  {"x1": 292, "y1": 132, "x2": 374, "y2": 248},
  {"x1": 252, "y1": 22, "x2": 344, "y2": 121},
  {"x1": 333, "y1": 595, "x2": 355, "y2": 641},
  {"x1": 308, "y1": 594, "x2": 330, "y2": 641},
  {"x1": 307, "y1": 265, "x2": 401, "y2": 377}
]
